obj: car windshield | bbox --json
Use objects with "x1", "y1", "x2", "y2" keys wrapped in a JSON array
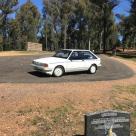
[{"x1": 53, "y1": 50, "x2": 71, "y2": 59}]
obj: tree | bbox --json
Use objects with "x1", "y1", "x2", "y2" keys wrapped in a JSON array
[
  {"x1": 60, "y1": 0, "x2": 77, "y2": 49},
  {"x1": 8, "y1": 19, "x2": 26, "y2": 50},
  {"x1": 69, "y1": 0, "x2": 89, "y2": 49},
  {"x1": 42, "y1": 0, "x2": 118, "y2": 52},
  {"x1": 120, "y1": 0, "x2": 136, "y2": 50},
  {"x1": 43, "y1": 0, "x2": 77, "y2": 50},
  {"x1": 16, "y1": 0, "x2": 40, "y2": 44},
  {"x1": 42, "y1": 0, "x2": 61, "y2": 50},
  {"x1": 0, "y1": 0, "x2": 18, "y2": 50},
  {"x1": 90, "y1": 0, "x2": 119, "y2": 53}
]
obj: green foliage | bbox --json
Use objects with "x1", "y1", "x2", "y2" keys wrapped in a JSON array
[
  {"x1": 0, "y1": 0, "x2": 120, "y2": 52},
  {"x1": 119, "y1": 0, "x2": 136, "y2": 50},
  {"x1": 0, "y1": 0, "x2": 18, "y2": 50},
  {"x1": 0, "y1": 0, "x2": 40, "y2": 51},
  {"x1": 16, "y1": 0, "x2": 40, "y2": 43},
  {"x1": 41, "y1": 0, "x2": 119, "y2": 52}
]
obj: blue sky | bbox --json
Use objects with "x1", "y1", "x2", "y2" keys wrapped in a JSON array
[
  {"x1": 19, "y1": 0, "x2": 43, "y2": 12},
  {"x1": 113, "y1": 0, "x2": 131, "y2": 16},
  {"x1": 19, "y1": 0, "x2": 131, "y2": 17}
]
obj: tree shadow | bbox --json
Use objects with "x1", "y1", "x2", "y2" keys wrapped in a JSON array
[
  {"x1": 117, "y1": 54, "x2": 136, "y2": 59},
  {"x1": 106, "y1": 50, "x2": 136, "y2": 58}
]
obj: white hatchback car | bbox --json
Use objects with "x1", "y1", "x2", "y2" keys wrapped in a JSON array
[{"x1": 31, "y1": 49, "x2": 101, "y2": 77}]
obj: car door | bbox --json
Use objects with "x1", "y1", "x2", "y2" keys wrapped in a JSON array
[
  {"x1": 81, "y1": 51, "x2": 98, "y2": 69},
  {"x1": 65, "y1": 51, "x2": 87, "y2": 72}
]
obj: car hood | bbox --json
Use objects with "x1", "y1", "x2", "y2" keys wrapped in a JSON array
[{"x1": 34, "y1": 57, "x2": 67, "y2": 64}]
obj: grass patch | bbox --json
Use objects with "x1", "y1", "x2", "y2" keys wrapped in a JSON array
[
  {"x1": 112, "y1": 85, "x2": 136, "y2": 136},
  {"x1": 132, "y1": 111, "x2": 136, "y2": 118},
  {"x1": 117, "y1": 55, "x2": 136, "y2": 62},
  {"x1": 114, "y1": 85, "x2": 136, "y2": 95},
  {"x1": 113, "y1": 51, "x2": 136, "y2": 62},
  {"x1": 106, "y1": 50, "x2": 136, "y2": 62},
  {"x1": 112, "y1": 103, "x2": 126, "y2": 111},
  {"x1": 17, "y1": 107, "x2": 33, "y2": 115},
  {"x1": 48, "y1": 104, "x2": 74, "y2": 123},
  {"x1": 27, "y1": 104, "x2": 81, "y2": 136}
]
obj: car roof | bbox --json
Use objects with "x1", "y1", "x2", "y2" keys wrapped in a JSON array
[{"x1": 62, "y1": 49, "x2": 91, "y2": 52}]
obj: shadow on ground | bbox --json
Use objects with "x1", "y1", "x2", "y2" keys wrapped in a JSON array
[
  {"x1": 28, "y1": 71, "x2": 89, "y2": 78},
  {"x1": 28, "y1": 71, "x2": 51, "y2": 78},
  {"x1": 73, "y1": 135, "x2": 85, "y2": 136}
]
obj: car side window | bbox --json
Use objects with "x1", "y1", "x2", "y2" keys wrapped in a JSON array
[
  {"x1": 69, "y1": 51, "x2": 81, "y2": 60},
  {"x1": 81, "y1": 51, "x2": 97, "y2": 60}
]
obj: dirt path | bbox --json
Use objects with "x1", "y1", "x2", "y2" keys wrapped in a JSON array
[{"x1": 0, "y1": 56, "x2": 136, "y2": 136}]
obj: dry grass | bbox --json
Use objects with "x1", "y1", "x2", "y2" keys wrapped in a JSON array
[
  {"x1": 112, "y1": 85, "x2": 136, "y2": 136},
  {"x1": 0, "y1": 51, "x2": 54, "y2": 57}
]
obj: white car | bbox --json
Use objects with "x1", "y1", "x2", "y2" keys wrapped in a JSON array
[{"x1": 31, "y1": 49, "x2": 101, "y2": 77}]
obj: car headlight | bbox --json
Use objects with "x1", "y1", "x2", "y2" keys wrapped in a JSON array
[{"x1": 32, "y1": 61, "x2": 40, "y2": 66}]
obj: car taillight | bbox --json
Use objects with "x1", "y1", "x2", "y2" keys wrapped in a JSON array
[{"x1": 43, "y1": 64, "x2": 48, "y2": 67}]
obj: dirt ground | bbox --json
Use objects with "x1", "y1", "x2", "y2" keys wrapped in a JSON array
[
  {"x1": 0, "y1": 51, "x2": 53, "y2": 57},
  {"x1": 0, "y1": 56, "x2": 136, "y2": 136}
]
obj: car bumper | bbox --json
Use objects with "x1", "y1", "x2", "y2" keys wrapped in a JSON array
[
  {"x1": 97, "y1": 63, "x2": 102, "y2": 67},
  {"x1": 31, "y1": 64, "x2": 53, "y2": 75}
]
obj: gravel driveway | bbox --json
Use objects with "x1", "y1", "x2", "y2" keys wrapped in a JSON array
[{"x1": 0, "y1": 54, "x2": 134, "y2": 83}]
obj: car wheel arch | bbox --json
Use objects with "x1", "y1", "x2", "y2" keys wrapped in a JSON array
[
  {"x1": 89, "y1": 64, "x2": 97, "y2": 74},
  {"x1": 54, "y1": 65, "x2": 65, "y2": 73},
  {"x1": 89, "y1": 64, "x2": 97, "y2": 70}
]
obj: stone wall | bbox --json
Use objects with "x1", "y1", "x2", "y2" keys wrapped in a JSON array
[{"x1": 27, "y1": 42, "x2": 42, "y2": 51}]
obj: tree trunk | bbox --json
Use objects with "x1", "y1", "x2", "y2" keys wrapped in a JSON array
[
  {"x1": 64, "y1": 24, "x2": 67, "y2": 49},
  {"x1": 100, "y1": 31, "x2": 103, "y2": 51},
  {"x1": 103, "y1": 6, "x2": 106, "y2": 54},
  {"x1": 88, "y1": 39, "x2": 91, "y2": 50},
  {"x1": 45, "y1": 32, "x2": 48, "y2": 51},
  {"x1": 103, "y1": 21, "x2": 106, "y2": 53},
  {"x1": 2, "y1": 15, "x2": 7, "y2": 51}
]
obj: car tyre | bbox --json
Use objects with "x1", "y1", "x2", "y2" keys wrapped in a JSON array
[
  {"x1": 53, "y1": 66, "x2": 64, "y2": 77},
  {"x1": 89, "y1": 65, "x2": 97, "y2": 74}
]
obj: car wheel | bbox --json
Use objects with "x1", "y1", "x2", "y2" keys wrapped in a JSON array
[
  {"x1": 89, "y1": 65, "x2": 97, "y2": 74},
  {"x1": 53, "y1": 66, "x2": 64, "y2": 77}
]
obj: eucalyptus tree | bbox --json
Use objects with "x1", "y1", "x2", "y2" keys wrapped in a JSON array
[
  {"x1": 0, "y1": 13, "x2": 2, "y2": 50},
  {"x1": 68, "y1": 0, "x2": 118, "y2": 51},
  {"x1": 43, "y1": 0, "x2": 77, "y2": 49},
  {"x1": 8, "y1": 19, "x2": 24, "y2": 50},
  {"x1": 16, "y1": 0, "x2": 40, "y2": 44},
  {"x1": 128, "y1": 0, "x2": 136, "y2": 48},
  {"x1": 43, "y1": 0, "x2": 62, "y2": 50},
  {"x1": 0, "y1": 0, "x2": 18, "y2": 50},
  {"x1": 67, "y1": 0, "x2": 96, "y2": 50},
  {"x1": 120, "y1": 0, "x2": 136, "y2": 50},
  {"x1": 59, "y1": 0, "x2": 78, "y2": 49},
  {"x1": 90, "y1": 0, "x2": 119, "y2": 53},
  {"x1": 42, "y1": 0, "x2": 118, "y2": 51}
]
